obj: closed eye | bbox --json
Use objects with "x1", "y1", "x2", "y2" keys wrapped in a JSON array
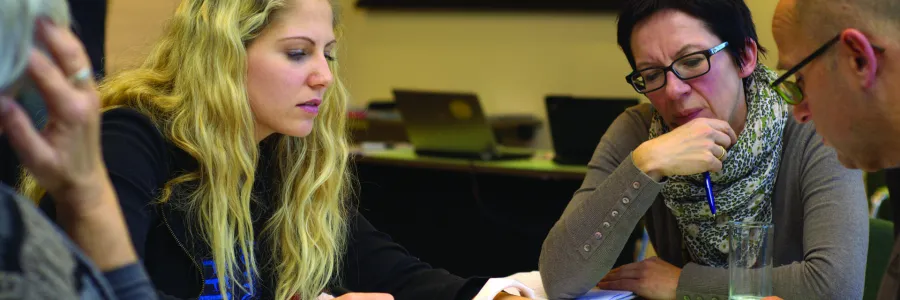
[
  {"x1": 288, "y1": 50, "x2": 335, "y2": 62},
  {"x1": 287, "y1": 50, "x2": 307, "y2": 61},
  {"x1": 680, "y1": 58, "x2": 705, "y2": 68}
]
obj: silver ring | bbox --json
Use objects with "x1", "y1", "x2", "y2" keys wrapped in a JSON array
[{"x1": 68, "y1": 67, "x2": 92, "y2": 86}]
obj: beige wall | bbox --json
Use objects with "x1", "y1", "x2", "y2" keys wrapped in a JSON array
[
  {"x1": 338, "y1": 0, "x2": 780, "y2": 148},
  {"x1": 105, "y1": 0, "x2": 180, "y2": 73},
  {"x1": 105, "y1": 0, "x2": 781, "y2": 148}
]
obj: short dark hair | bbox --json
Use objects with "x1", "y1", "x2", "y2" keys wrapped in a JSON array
[{"x1": 616, "y1": 0, "x2": 767, "y2": 71}]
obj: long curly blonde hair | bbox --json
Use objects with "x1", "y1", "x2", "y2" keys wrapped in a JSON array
[{"x1": 19, "y1": 0, "x2": 351, "y2": 299}]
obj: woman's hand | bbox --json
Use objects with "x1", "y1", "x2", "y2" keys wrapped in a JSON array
[
  {"x1": 632, "y1": 118, "x2": 737, "y2": 181},
  {"x1": 0, "y1": 18, "x2": 110, "y2": 214},
  {"x1": 333, "y1": 293, "x2": 394, "y2": 300},
  {"x1": 596, "y1": 257, "x2": 682, "y2": 300},
  {"x1": 0, "y1": 19, "x2": 134, "y2": 271}
]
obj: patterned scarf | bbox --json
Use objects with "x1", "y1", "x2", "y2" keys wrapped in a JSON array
[{"x1": 647, "y1": 65, "x2": 789, "y2": 267}]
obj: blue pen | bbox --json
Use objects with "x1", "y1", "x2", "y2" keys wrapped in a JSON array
[{"x1": 703, "y1": 172, "x2": 717, "y2": 215}]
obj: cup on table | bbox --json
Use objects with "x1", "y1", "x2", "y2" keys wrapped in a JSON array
[{"x1": 728, "y1": 221, "x2": 774, "y2": 300}]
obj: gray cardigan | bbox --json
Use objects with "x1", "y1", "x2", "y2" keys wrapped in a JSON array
[{"x1": 539, "y1": 103, "x2": 868, "y2": 300}]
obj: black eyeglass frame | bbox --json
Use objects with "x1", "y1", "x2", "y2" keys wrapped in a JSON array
[
  {"x1": 625, "y1": 41, "x2": 729, "y2": 94},
  {"x1": 771, "y1": 34, "x2": 886, "y2": 105}
]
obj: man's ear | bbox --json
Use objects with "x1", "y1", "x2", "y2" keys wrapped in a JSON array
[
  {"x1": 738, "y1": 38, "x2": 759, "y2": 78},
  {"x1": 839, "y1": 28, "x2": 879, "y2": 89}
]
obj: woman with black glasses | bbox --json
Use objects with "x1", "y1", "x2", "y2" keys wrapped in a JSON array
[{"x1": 539, "y1": 0, "x2": 867, "y2": 299}]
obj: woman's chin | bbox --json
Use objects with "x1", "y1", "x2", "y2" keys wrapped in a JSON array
[{"x1": 277, "y1": 121, "x2": 314, "y2": 138}]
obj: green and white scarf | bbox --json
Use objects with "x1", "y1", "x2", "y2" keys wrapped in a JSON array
[{"x1": 647, "y1": 65, "x2": 789, "y2": 267}]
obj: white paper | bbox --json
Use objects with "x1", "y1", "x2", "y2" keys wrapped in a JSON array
[{"x1": 505, "y1": 271, "x2": 633, "y2": 300}]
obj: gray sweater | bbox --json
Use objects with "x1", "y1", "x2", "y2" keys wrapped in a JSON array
[
  {"x1": 0, "y1": 184, "x2": 157, "y2": 299},
  {"x1": 539, "y1": 103, "x2": 868, "y2": 300}
]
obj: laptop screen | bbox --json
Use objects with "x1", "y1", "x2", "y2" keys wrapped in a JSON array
[{"x1": 545, "y1": 96, "x2": 639, "y2": 164}]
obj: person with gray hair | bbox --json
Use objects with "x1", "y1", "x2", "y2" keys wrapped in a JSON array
[
  {"x1": 771, "y1": 0, "x2": 900, "y2": 299},
  {"x1": 0, "y1": 0, "x2": 109, "y2": 186},
  {"x1": 0, "y1": 0, "x2": 155, "y2": 298}
]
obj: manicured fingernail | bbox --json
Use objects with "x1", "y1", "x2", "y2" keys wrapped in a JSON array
[
  {"x1": 35, "y1": 17, "x2": 55, "y2": 39},
  {"x1": 0, "y1": 96, "x2": 11, "y2": 114},
  {"x1": 37, "y1": 16, "x2": 53, "y2": 28}
]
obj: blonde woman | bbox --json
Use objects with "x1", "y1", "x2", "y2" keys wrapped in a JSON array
[{"x1": 22, "y1": 0, "x2": 532, "y2": 299}]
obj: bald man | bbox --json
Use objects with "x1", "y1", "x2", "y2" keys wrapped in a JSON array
[{"x1": 772, "y1": 0, "x2": 900, "y2": 298}]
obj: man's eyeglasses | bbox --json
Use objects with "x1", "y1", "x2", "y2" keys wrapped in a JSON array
[
  {"x1": 771, "y1": 34, "x2": 885, "y2": 105},
  {"x1": 625, "y1": 42, "x2": 729, "y2": 94}
]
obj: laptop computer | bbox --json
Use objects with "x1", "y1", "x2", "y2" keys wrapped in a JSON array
[
  {"x1": 545, "y1": 96, "x2": 639, "y2": 165},
  {"x1": 393, "y1": 89, "x2": 535, "y2": 161}
]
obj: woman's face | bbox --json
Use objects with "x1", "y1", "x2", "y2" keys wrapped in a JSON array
[
  {"x1": 246, "y1": 0, "x2": 336, "y2": 141},
  {"x1": 630, "y1": 9, "x2": 757, "y2": 133}
]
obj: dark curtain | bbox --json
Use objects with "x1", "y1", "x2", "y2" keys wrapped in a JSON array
[
  {"x1": 885, "y1": 169, "x2": 900, "y2": 237},
  {"x1": 69, "y1": 0, "x2": 108, "y2": 79}
]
